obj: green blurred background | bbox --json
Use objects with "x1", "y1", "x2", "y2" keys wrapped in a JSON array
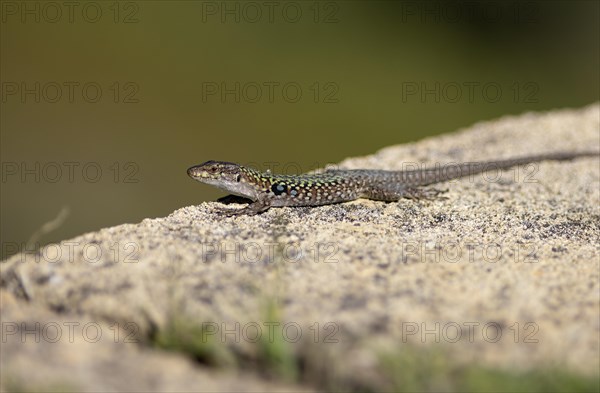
[{"x1": 1, "y1": 1, "x2": 599, "y2": 259}]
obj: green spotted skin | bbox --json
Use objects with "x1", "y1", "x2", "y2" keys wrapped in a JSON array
[
  {"x1": 241, "y1": 171, "x2": 357, "y2": 206},
  {"x1": 187, "y1": 151, "x2": 599, "y2": 215}
]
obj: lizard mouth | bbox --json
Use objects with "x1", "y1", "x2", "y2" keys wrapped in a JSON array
[
  {"x1": 186, "y1": 166, "x2": 198, "y2": 178},
  {"x1": 187, "y1": 165, "x2": 211, "y2": 179}
]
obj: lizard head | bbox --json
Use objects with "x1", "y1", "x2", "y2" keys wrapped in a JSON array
[{"x1": 187, "y1": 161, "x2": 259, "y2": 200}]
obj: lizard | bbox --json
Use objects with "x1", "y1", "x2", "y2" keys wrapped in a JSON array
[{"x1": 187, "y1": 151, "x2": 600, "y2": 216}]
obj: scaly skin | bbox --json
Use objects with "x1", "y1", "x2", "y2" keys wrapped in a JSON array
[{"x1": 187, "y1": 151, "x2": 599, "y2": 216}]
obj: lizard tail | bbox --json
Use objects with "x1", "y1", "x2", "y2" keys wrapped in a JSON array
[{"x1": 405, "y1": 150, "x2": 600, "y2": 186}]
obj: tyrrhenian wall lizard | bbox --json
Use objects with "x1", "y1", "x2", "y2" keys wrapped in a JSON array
[{"x1": 187, "y1": 151, "x2": 599, "y2": 216}]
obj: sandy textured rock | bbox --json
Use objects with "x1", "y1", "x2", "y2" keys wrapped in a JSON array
[
  {"x1": 0, "y1": 291, "x2": 307, "y2": 392},
  {"x1": 2, "y1": 104, "x2": 599, "y2": 391}
]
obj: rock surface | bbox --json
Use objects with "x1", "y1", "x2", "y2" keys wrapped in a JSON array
[{"x1": 2, "y1": 104, "x2": 599, "y2": 391}]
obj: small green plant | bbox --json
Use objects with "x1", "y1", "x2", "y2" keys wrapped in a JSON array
[
  {"x1": 377, "y1": 345, "x2": 600, "y2": 393},
  {"x1": 3, "y1": 375, "x2": 79, "y2": 393},
  {"x1": 255, "y1": 298, "x2": 299, "y2": 382},
  {"x1": 153, "y1": 316, "x2": 236, "y2": 368}
]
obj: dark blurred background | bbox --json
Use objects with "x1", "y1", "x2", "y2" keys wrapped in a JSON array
[{"x1": 1, "y1": 1, "x2": 599, "y2": 259}]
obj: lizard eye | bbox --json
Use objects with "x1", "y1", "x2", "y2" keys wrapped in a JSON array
[{"x1": 236, "y1": 174, "x2": 241, "y2": 182}]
